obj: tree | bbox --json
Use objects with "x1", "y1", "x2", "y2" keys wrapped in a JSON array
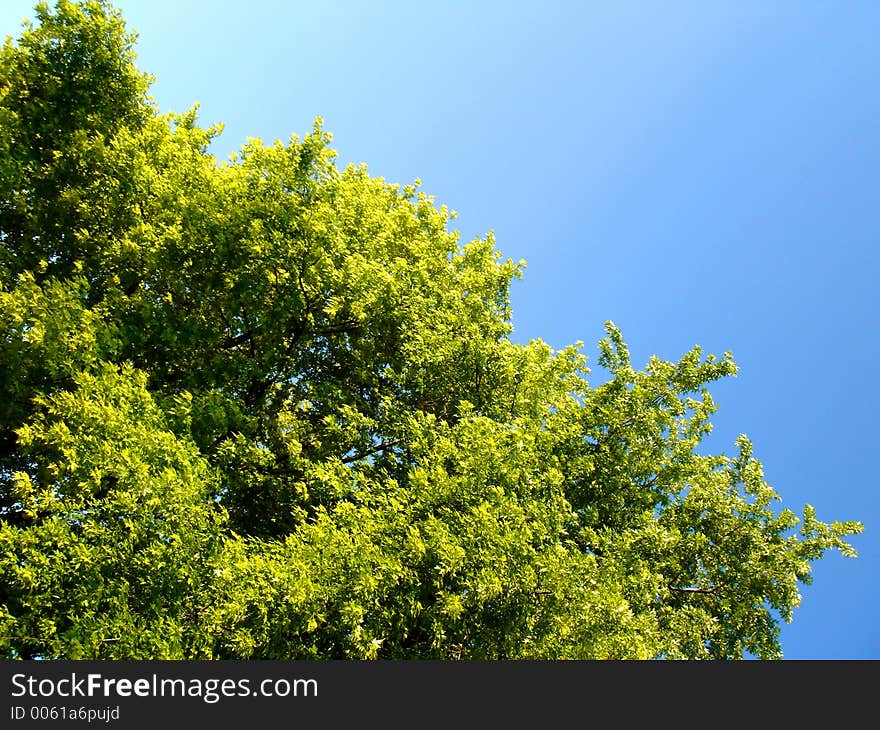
[{"x1": 0, "y1": 1, "x2": 862, "y2": 660}]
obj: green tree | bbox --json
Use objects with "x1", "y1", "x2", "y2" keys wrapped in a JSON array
[{"x1": 0, "y1": 1, "x2": 862, "y2": 659}]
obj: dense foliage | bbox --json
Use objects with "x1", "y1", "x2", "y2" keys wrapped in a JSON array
[{"x1": 0, "y1": 1, "x2": 861, "y2": 659}]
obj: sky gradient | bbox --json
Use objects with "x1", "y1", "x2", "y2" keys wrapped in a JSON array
[{"x1": 2, "y1": 0, "x2": 876, "y2": 658}]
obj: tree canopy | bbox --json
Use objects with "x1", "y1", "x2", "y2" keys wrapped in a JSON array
[{"x1": 0, "y1": 1, "x2": 862, "y2": 660}]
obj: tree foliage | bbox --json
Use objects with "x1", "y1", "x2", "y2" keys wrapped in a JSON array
[{"x1": 0, "y1": 1, "x2": 862, "y2": 660}]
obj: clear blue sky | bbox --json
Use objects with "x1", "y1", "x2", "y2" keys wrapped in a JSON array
[{"x1": 3, "y1": 0, "x2": 876, "y2": 659}]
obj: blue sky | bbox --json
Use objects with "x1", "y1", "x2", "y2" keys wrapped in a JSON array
[{"x1": 3, "y1": 1, "x2": 876, "y2": 658}]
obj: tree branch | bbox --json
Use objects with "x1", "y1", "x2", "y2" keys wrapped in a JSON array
[
  {"x1": 341, "y1": 438, "x2": 403, "y2": 464},
  {"x1": 668, "y1": 585, "x2": 719, "y2": 595}
]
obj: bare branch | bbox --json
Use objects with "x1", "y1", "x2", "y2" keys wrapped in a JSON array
[{"x1": 341, "y1": 438, "x2": 403, "y2": 464}]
